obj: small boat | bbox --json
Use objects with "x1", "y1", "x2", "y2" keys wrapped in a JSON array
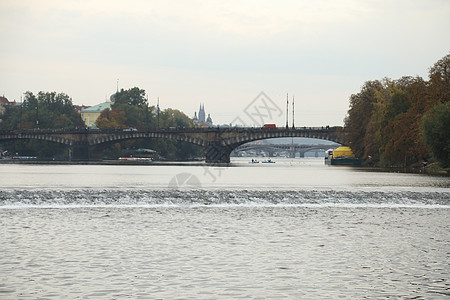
[
  {"x1": 250, "y1": 159, "x2": 259, "y2": 163},
  {"x1": 262, "y1": 159, "x2": 275, "y2": 163}
]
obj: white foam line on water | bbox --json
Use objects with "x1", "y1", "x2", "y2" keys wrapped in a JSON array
[{"x1": 1, "y1": 203, "x2": 450, "y2": 210}]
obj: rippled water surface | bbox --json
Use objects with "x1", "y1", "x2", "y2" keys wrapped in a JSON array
[{"x1": 1, "y1": 158, "x2": 449, "y2": 299}]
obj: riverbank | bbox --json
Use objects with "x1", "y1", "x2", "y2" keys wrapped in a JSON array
[
  {"x1": 361, "y1": 161, "x2": 449, "y2": 176},
  {"x1": 0, "y1": 159, "x2": 208, "y2": 167}
]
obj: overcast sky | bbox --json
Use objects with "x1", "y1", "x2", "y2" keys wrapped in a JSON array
[{"x1": 1, "y1": 0, "x2": 449, "y2": 126}]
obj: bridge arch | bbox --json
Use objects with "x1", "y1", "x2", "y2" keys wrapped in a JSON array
[
  {"x1": 88, "y1": 132, "x2": 207, "y2": 147},
  {"x1": 0, "y1": 133, "x2": 73, "y2": 146},
  {"x1": 221, "y1": 128, "x2": 343, "y2": 149}
]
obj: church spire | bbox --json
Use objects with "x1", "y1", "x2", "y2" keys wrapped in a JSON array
[{"x1": 198, "y1": 103, "x2": 206, "y2": 122}]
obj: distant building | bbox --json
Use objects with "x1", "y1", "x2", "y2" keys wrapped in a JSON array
[
  {"x1": 79, "y1": 91, "x2": 118, "y2": 128},
  {"x1": 74, "y1": 105, "x2": 90, "y2": 114},
  {"x1": 193, "y1": 103, "x2": 213, "y2": 127},
  {"x1": 0, "y1": 96, "x2": 15, "y2": 115},
  {"x1": 81, "y1": 101, "x2": 112, "y2": 128},
  {"x1": 198, "y1": 104, "x2": 205, "y2": 122}
]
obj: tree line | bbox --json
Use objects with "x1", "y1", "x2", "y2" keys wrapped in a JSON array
[
  {"x1": 0, "y1": 91, "x2": 85, "y2": 158},
  {"x1": 94, "y1": 87, "x2": 201, "y2": 160},
  {"x1": 344, "y1": 53, "x2": 450, "y2": 169},
  {"x1": 0, "y1": 88, "x2": 201, "y2": 160}
]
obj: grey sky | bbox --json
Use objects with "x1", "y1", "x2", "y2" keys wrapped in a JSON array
[{"x1": 1, "y1": 0, "x2": 448, "y2": 126}]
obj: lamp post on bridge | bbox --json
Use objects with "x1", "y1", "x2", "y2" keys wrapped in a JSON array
[
  {"x1": 19, "y1": 96, "x2": 23, "y2": 130},
  {"x1": 292, "y1": 95, "x2": 295, "y2": 129},
  {"x1": 35, "y1": 102, "x2": 39, "y2": 129},
  {"x1": 157, "y1": 97, "x2": 160, "y2": 129},
  {"x1": 285, "y1": 93, "x2": 289, "y2": 129},
  {"x1": 145, "y1": 94, "x2": 149, "y2": 131}
]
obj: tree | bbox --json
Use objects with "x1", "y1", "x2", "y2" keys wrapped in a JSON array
[
  {"x1": 344, "y1": 80, "x2": 382, "y2": 159},
  {"x1": 96, "y1": 108, "x2": 127, "y2": 129},
  {"x1": 160, "y1": 108, "x2": 195, "y2": 128},
  {"x1": 421, "y1": 102, "x2": 450, "y2": 168},
  {"x1": 113, "y1": 87, "x2": 147, "y2": 107},
  {"x1": 0, "y1": 91, "x2": 84, "y2": 159},
  {"x1": 428, "y1": 53, "x2": 450, "y2": 104},
  {"x1": 95, "y1": 88, "x2": 200, "y2": 159},
  {"x1": 0, "y1": 91, "x2": 83, "y2": 130}
]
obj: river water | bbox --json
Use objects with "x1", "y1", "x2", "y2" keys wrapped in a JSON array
[{"x1": 1, "y1": 158, "x2": 449, "y2": 299}]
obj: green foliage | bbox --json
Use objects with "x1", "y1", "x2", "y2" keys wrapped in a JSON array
[
  {"x1": 96, "y1": 87, "x2": 199, "y2": 160},
  {"x1": 113, "y1": 87, "x2": 147, "y2": 107},
  {"x1": 421, "y1": 102, "x2": 450, "y2": 168},
  {"x1": 0, "y1": 91, "x2": 84, "y2": 158},
  {"x1": 0, "y1": 91, "x2": 83, "y2": 130},
  {"x1": 159, "y1": 108, "x2": 195, "y2": 128},
  {"x1": 2, "y1": 137, "x2": 70, "y2": 160},
  {"x1": 345, "y1": 53, "x2": 449, "y2": 168}
]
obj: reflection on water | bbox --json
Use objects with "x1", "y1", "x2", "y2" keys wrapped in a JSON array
[{"x1": 0, "y1": 158, "x2": 449, "y2": 299}]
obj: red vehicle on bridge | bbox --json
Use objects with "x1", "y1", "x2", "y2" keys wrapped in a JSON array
[{"x1": 263, "y1": 124, "x2": 276, "y2": 129}]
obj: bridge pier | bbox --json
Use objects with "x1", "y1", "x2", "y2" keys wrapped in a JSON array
[
  {"x1": 71, "y1": 143, "x2": 104, "y2": 161},
  {"x1": 289, "y1": 146, "x2": 296, "y2": 158},
  {"x1": 71, "y1": 143, "x2": 89, "y2": 161},
  {"x1": 205, "y1": 143, "x2": 234, "y2": 164}
]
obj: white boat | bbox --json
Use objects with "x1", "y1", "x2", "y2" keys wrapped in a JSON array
[{"x1": 118, "y1": 157, "x2": 153, "y2": 162}]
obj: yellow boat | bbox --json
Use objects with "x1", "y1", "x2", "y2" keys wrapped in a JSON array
[{"x1": 325, "y1": 146, "x2": 361, "y2": 166}]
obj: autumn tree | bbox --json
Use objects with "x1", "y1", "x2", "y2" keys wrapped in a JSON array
[
  {"x1": 344, "y1": 53, "x2": 449, "y2": 168},
  {"x1": 96, "y1": 108, "x2": 127, "y2": 129},
  {"x1": 428, "y1": 53, "x2": 450, "y2": 105},
  {"x1": 344, "y1": 80, "x2": 382, "y2": 160}
]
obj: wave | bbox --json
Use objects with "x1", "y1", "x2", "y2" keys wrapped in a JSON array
[{"x1": 0, "y1": 188, "x2": 449, "y2": 209}]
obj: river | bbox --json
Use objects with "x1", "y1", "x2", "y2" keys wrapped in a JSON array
[{"x1": 1, "y1": 158, "x2": 449, "y2": 299}]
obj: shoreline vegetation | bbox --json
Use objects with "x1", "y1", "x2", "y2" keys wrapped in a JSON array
[{"x1": 344, "y1": 53, "x2": 449, "y2": 173}]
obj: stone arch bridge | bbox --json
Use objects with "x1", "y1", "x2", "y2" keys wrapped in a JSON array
[
  {"x1": 233, "y1": 143, "x2": 339, "y2": 158},
  {"x1": 0, "y1": 127, "x2": 345, "y2": 163}
]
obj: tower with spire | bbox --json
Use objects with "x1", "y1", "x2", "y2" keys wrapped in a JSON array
[
  {"x1": 206, "y1": 113, "x2": 212, "y2": 126},
  {"x1": 193, "y1": 103, "x2": 212, "y2": 127},
  {"x1": 198, "y1": 104, "x2": 206, "y2": 123}
]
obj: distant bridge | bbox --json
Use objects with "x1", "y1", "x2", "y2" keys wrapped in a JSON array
[
  {"x1": 0, "y1": 127, "x2": 345, "y2": 163},
  {"x1": 232, "y1": 143, "x2": 339, "y2": 158}
]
